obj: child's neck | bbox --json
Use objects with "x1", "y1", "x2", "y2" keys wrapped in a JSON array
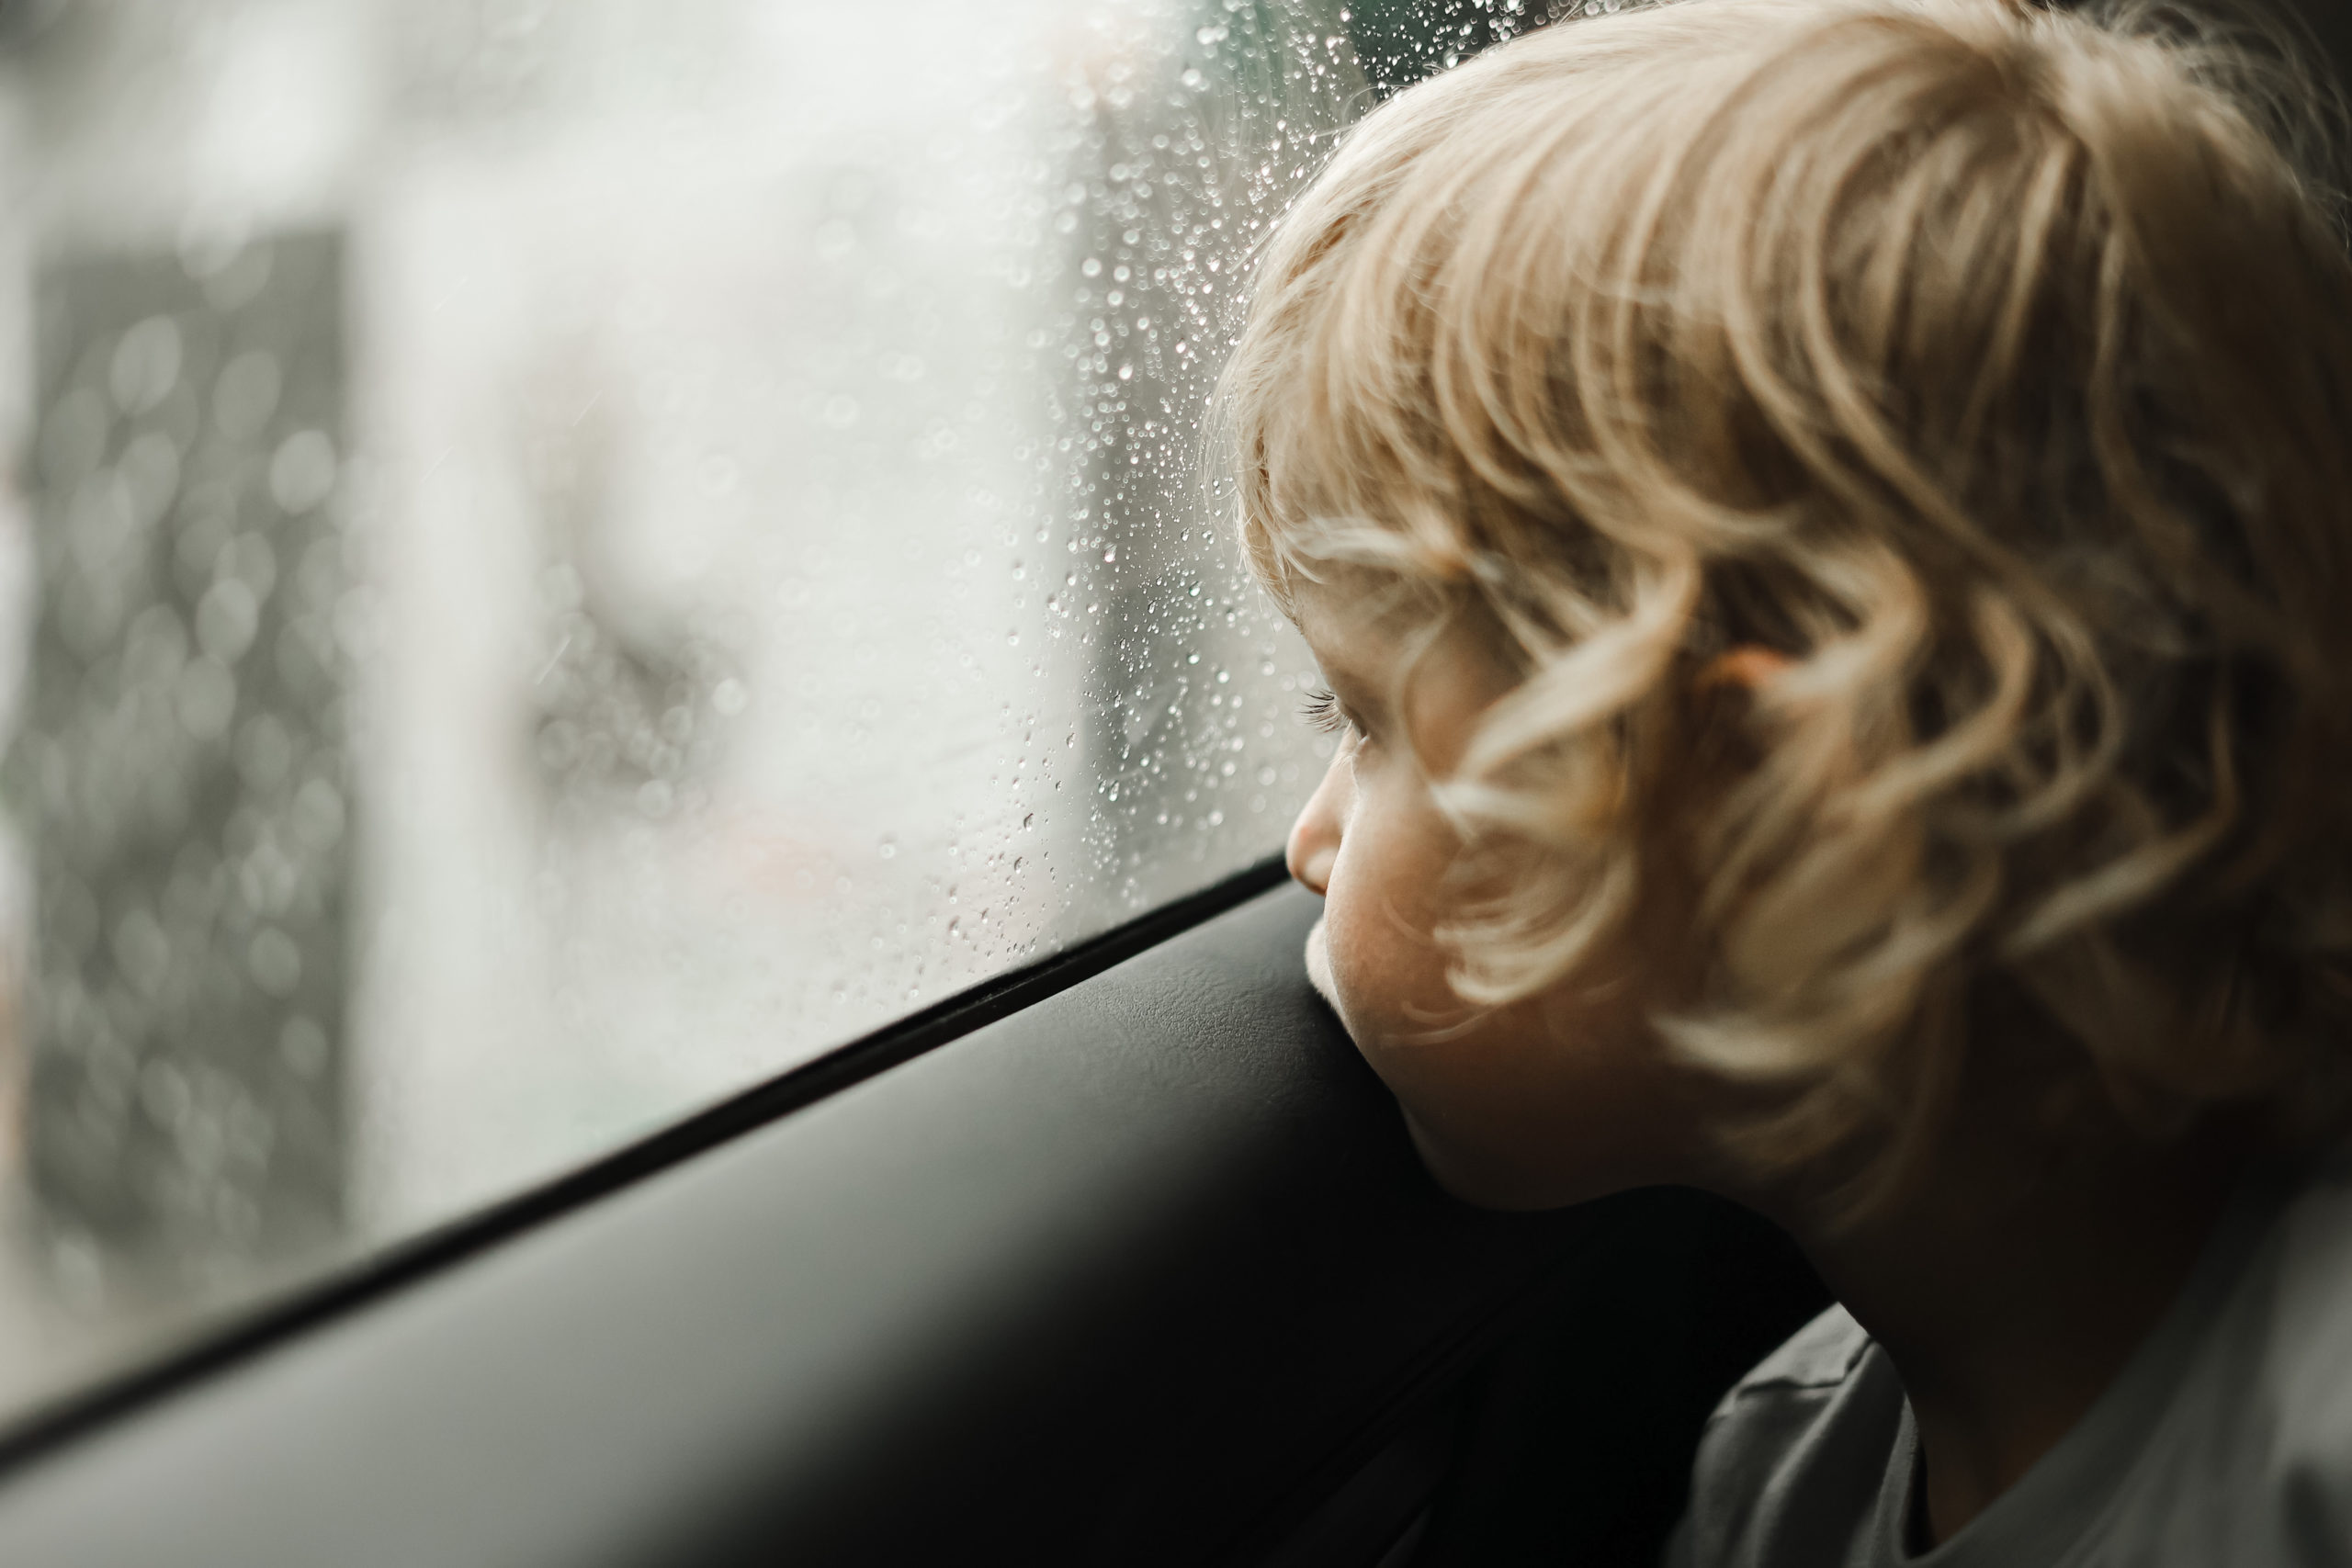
[{"x1": 1763, "y1": 1104, "x2": 2254, "y2": 1546}]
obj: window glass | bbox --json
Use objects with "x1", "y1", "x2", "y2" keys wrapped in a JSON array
[{"x1": 0, "y1": 0, "x2": 1499, "y2": 1427}]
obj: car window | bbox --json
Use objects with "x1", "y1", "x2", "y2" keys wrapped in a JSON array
[{"x1": 0, "y1": 0, "x2": 1518, "y2": 1430}]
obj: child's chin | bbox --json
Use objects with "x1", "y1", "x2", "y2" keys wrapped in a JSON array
[{"x1": 1303, "y1": 917, "x2": 1341, "y2": 1012}]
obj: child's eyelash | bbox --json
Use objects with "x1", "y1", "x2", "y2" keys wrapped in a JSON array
[{"x1": 1299, "y1": 685, "x2": 1351, "y2": 735}]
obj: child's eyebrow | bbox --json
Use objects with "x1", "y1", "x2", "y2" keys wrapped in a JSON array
[
  {"x1": 1317, "y1": 671, "x2": 1389, "y2": 741},
  {"x1": 1315, "y1": 655, "x2": 1383, "y2": 712}
]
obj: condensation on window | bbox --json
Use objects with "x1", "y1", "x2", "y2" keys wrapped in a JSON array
[{"x1": 0, "y1": 0, "x2": 1552, "y2": 1427}]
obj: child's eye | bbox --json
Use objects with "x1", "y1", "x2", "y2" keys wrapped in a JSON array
[{"x1": 1299, "y1": 684, "x2": 1352, "y2": 736}]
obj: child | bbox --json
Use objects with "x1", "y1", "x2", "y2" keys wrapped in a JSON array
[{"x1": 1219, "y1": 0, "x2": 2352, "y2": 1560}]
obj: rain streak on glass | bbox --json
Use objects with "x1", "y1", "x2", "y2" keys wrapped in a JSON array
[{"x1": 0, "y1": 0, "x2": 1555, "y2": 1425}]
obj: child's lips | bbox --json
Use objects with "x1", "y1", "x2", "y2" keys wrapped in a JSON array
[{"x1": 1304, "y1": 916, "x2": 1340, "y2": 1010}]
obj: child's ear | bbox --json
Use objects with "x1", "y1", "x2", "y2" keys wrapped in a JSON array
[
  {"x1": 1683, "y1": 645, "x2": 1792, "y2": 795},
  {"x1": 1694, "y1": 646, "x2": 1792, "y2": 695}
]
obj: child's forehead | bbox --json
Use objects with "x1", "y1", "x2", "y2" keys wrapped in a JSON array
[
  {"x1": 1292, "y1": 574, "x2": 1498, "y2": 703},
  {"x1": 1291, "y1": 575, "x2": 1430, "y2": 671}
]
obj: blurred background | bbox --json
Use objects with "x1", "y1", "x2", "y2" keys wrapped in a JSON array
[{"x1": 0, "y1": 0, "x2": 1564, "y2": 1432}]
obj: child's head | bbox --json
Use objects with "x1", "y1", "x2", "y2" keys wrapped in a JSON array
[{"x1": 1224, "y1": 0, "x2": 2352, "y2": 1215}]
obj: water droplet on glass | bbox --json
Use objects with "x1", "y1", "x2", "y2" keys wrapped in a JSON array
[
  {"x1": 280, "y1": 1017, "x2": 329, "y2": 1078},
  {"x1": 196, "y1": 578, "x2": 260, "y2": 664},
  {"x1": 119, "y1": 431, "x2": 180, "y2": 525},
  {"x1": 292, "y1": 777, "x2": 345, "y2": 850},
  {"x1": 247, "y1": 928, "x2": 302, "y2": 998},
  {"x1": 213, "y1": 351, "x2": 282, "y2": 443},
  {"x1": 110, "y1": 315, "x2": 183, "y2": 413},
  {"x1": 268, "y1": 430, "x2": 338, "y2": 513},
  {"x1": 234, "y1": 714, "x2": 294, "y2": 793},
  {"x1": 41, "y1": 387, "x2": 110, "y2": 487},
  {"x1": 218, "y1": 529, "x2": 278, "y2": 601},
  {"x1": 175, "y1": 658, "x2": 238, "y2": 741},
  {"x1": 112, "y1": 908, "x2": 170, "y2": 995}
]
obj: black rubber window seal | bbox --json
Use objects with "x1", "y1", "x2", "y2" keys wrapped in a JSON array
[{"x1": 0, "y1": 852, "x2": 1295, "y2": 1473}]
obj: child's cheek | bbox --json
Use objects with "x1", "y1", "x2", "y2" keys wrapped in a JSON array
[
  {"x1": 1303, "y1": 916, "x2": 1340, "y2": 1012},
  {"x1": 1319, "y1": 887, "x2": 1438, "y2": 1052},
  {"x1": 1311, "y1": 902, "x2": 1384, "y2": 1050},
  {"x1": 1307, "y1": 890, "x2": 1388, "y2": 1056}
]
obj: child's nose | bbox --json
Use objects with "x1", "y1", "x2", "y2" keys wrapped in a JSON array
[{"x1": 1285, "y1": 751, "x2": 1347, "y2": 896}]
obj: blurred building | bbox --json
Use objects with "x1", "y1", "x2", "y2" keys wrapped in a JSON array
[{"x1": 18, "y1": 233, "x2": 350, "y2": 1274}]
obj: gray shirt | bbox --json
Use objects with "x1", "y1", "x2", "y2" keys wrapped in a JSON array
[{"x1": 1668, "y1": 1146, "x2": 2352, "y2": 1567}]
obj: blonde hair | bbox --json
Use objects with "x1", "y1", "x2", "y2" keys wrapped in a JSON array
[{"x1": 1222, "y1": 0, "x2": 2352, "y2": 1208}]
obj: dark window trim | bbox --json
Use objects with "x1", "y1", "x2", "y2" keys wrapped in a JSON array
[{"x1": 0, "y1": 853, "x2": 1292, "y2": 1474}]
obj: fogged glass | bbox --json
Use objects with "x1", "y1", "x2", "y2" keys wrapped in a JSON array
[{"x1": 0, "y1": 0, "x2": 1455, "y2": 1425}]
